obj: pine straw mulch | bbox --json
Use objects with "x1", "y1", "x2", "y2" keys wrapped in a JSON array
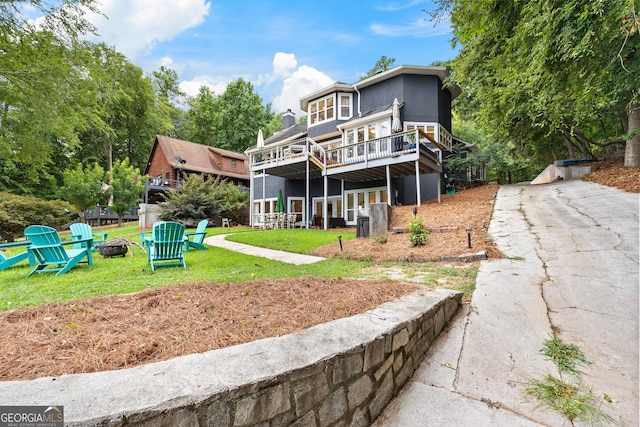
[
  {"x1": 313, "y1": 184, "x2": 502, "y2": 262},
  {"x1": 1, "y1": 278, "x2": 420, "y2": 381},
  {"x1": 1, "y1": 157, "x2": 636, "y2": 382}
]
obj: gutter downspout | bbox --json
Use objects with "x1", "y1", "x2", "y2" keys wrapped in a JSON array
[{"x1": 354, "y1": 84, "x2": 362, "y2": 117}]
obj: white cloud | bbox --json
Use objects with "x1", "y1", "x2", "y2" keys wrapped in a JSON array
[
  {"x1": 370, "y1": 17, "x2": 451, "y2": 37},
  {"x1": 272, "y1": 64, "x2": 334, "y2": 117},
  {"x1": 272, "y1": 52, "x2": 297, "y2": 78},
  {"x1": 85, "y1": 0, "x2": 210, "y2": 60},
  {"x1": 179, "y1": 75, "x2": 229, "y2": 98}
]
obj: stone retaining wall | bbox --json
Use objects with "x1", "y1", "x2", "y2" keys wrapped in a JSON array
[{"x1": 0, "y1": 290, "x2": 462, "y2": 426}]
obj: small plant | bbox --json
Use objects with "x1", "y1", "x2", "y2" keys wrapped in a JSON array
[
  {"x1": 408, "y1": 216, "x2": 428, "y2": 246},
  {"x1": 375, "y1": 234, "x2": 387, "y2": 245},
  {"x1": 523, "y1": 337, "x2": 618, "y2": 425}
]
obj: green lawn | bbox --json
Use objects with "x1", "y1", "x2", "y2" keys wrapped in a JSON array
[{"x1": 0, "y1": 223, "x2": 478, "y2": 312}]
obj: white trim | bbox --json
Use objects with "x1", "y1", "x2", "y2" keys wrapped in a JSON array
[
  {"x1": 308, "y1": 94, "x2": 336, "y2": 127},
  {"x1": 337, "y1": 109, "x2": 392, "y2": 131},
  {"x1": 338, "y1": 93, "x2": 353, "y2": 120},
  {"x1": 344, "y1": 186, "x2": 388, "y2": 225}
]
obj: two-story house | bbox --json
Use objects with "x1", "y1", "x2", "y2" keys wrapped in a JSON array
[{"x1": 245, "y1": 65, "x2": 461, "y2": 229}]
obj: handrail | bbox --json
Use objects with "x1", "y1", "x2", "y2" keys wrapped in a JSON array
[{"x1": 250, "y1": 129, "x2": 443, "y2": 170}]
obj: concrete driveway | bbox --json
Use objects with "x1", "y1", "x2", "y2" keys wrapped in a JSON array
[{"x1": 374, "y1": 180, "x2": 639, "y2": 426}]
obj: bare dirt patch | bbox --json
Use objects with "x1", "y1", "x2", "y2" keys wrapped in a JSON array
[{"x1": 1, "y1": 158, "x2": 635, "y2": 382}]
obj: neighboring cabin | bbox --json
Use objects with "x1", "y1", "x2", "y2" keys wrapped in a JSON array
[
  {"x1": 245, "y1": 65, "x2": 482, "y2": 229},
  {"x1": 143, "y1": 135, "x2": 250, "y2": 204},
  {"x1": 139, "y1": 135, "x2": 250, "y2": 227}
]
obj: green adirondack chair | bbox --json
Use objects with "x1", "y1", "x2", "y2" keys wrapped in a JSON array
[
  {"x1": 70, "y1": 223, "x2": 107, "y2": 251},
  {"x1": 24, "y1": 225, "x2": 92, "y2": 276},
  {"x1": 184, "y1": 219, "x2": 209, "y2": 251},
  {"x1": 0, "y1": 241, "x2": 35, "y2": 271},
  {"x1": 144, "y1": 221, "x2": 186, "y2": 272}
]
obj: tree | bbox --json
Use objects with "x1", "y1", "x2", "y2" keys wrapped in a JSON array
[
  {"x1": 152, "y1": 66, "x2": 185, "y2": 137},
  {"x1": 74, "y1": 44, "x2": 172, "y2": 173},
  {"x1": 179, "y1": 79, "x2": 279, "y2": 152},
  {"x1": 179, "y1": 86, "x2": 219, "y2": 146},
  {"x1": 0, "y1": 1, "x2": 101, "y2": 190},
  {"x1": 59, "y1": 162, "x2": 107, "y2": 220},
  {"x1": 211, "y1": 78, "x2": 277, "y2": 152},
  {"x1": 108, "y1": 158, "x2": 146, "y2": 226},
  {"x1": 363, "y1": 56, "x2": 396, "y2": 78},
  {"x1": 432, "y1": 0, "x2": 640, "y2": 167}
]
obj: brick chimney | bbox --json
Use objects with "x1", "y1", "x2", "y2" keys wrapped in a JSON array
[{"x1": 282, "y1": 109, "x2": 295, "y2": 129}]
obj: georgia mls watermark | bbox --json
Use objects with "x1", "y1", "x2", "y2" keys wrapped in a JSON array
[{"x1": 0, "y1": 406, "x2": 63, "y2": 427}]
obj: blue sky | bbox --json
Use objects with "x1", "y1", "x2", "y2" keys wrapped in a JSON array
[{"x1": 57, "y1": 1, "x2": 457, "y2": 116}]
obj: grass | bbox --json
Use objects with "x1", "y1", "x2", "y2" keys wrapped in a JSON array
[
  {"x1": 361, "y1": 262, "x2": 478, "y2": 301},
  {"x1": 523, "y1": 337, "x2": 619, "y2": 426},
  {"x1": 0, "y1": 222, "x2": 477, "y2": 312},
  {"x1": 225, "y1": 228, "x2": 355, "y2": 254}
]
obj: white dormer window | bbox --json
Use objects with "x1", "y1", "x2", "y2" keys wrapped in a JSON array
[{"x1": 309, "y1": 95, "x2": 335, "y2": 126}]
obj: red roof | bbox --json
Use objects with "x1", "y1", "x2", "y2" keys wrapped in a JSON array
[{"x1": 146, "y1": 135, "x2": 249, "y2": 180}]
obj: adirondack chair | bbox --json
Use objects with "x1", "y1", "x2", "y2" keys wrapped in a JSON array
[
  {"x1": 184, "y1": 219, "x2": 209, "y2": 251},
  {"x1": 23, "y1": 225, "x2": 92, "y2": 276},
  {"x1": 0, "y1": 241, "x2": 35, "y2": 271},
  {"x1": 144, "y1": 221, "x2": 186, "y2": 271},
  {"x1": 70, "y1": 223, "x2": 107, "y2": 251}
]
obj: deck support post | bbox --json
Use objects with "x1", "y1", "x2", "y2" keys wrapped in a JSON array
[
  {"x1": 323, "y1": 174, "x2": 328, "y2": 230},
  {"x1": 386, "y1": 165, "x2": 392, "y2": 206},
  {"x1": 262, "y1": 170, "x2": 266, "y2": 229},
  {"x1": 249, "y1": 163, "x2": 254, "y2": 227},
  {"x1": 415, "y1": 160, "x2": 421, "y2": 206}
]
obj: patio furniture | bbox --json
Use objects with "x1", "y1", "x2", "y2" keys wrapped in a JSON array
[
  {"x1": 24, "y1": 225, "x2": 92, "y2": 276},
  {"x1": 286, "y1": 213, "x2": 297, "y2": 228},
  {"x1": 184, "y1": 219, "x2": 209, "y2": 251},
  {"x1": 265, "y1": 213, "x2": 277, "y2": 229},
  {"x1": 144, "y1": 221, "x2": 186, "y2": 272},
  {"x1": 70, "y1": 223, "x2": 107, "y2": 251},
  {"x1": 0, "y1": 241, "x2": 35, "y2": 271}
]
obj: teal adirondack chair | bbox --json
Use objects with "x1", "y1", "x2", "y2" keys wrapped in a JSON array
[
  {"x1": 70, "y1": 223, "x2": 107, "y2": 251},
  {"x1": 184, "y1": 219, "x2": 209, "y2": 251},
  {"x1": 144, "y1": 221, "x2": 186, "y2": 272},
  {"x1": 24, "y1": 225, "x2": 92, "y2": 276},
  {"x1": 0, "y1": 241, "x2": 35, "y2": 271}
]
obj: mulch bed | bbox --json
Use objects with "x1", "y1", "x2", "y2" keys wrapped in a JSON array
[{"x1": 0, "y1": 278, "x2": 419, "y2": 381}]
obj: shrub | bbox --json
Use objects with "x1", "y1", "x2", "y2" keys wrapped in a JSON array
[
  {"x1": 0, "y1": 192, "x2": 76, "y2": 241},
  {"x1": 408, "y1": 216, "x2": 428, "y2": 247},
  {"x1": 159, "y1": 174, "x2": 249, "y2": 227}
]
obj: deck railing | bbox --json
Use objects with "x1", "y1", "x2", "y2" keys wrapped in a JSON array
[{"x1": 251, "y1": 129, "x2": 441, "y2": 171}]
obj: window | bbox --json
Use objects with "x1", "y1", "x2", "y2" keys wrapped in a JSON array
[
  {"x1": 231, "y1": 159, "x2": 236, "y2": 168},
  {"x1": 339, "y1": 94, "x2": 352, "y2": 119},
  {"x1": 309, "y1": 95, "x2": 335, "y2": 125}
]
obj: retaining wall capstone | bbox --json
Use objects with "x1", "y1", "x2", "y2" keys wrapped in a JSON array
[{"x1": 0, "y1": 289, "x2": 462, "y2": 426}]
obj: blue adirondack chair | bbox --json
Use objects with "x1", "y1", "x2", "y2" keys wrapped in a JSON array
[
  {"x1": 70, "y1": 223, "x2": 107, "y2": 251},
  {"x1": 24, "y1": 225, "x2": 92, "y2": 276},
  {"x1": 184, "y1": 219, "x2": 209, "y2": 251},
  {"x1": 144, "y1": 221, "x2": 186, "y2": 272},
  {"x1": 0, "y1": 241, "x2": 35, "y2": 271}
]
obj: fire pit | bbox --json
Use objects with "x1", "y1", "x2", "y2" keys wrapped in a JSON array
[{"x1": 97, "y1": 238, "x2": 130, "y2": 258}]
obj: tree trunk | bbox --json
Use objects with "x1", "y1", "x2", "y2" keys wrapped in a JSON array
[{"x1": 625, "y1": 100, "x2": 640, "y2": 167}]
